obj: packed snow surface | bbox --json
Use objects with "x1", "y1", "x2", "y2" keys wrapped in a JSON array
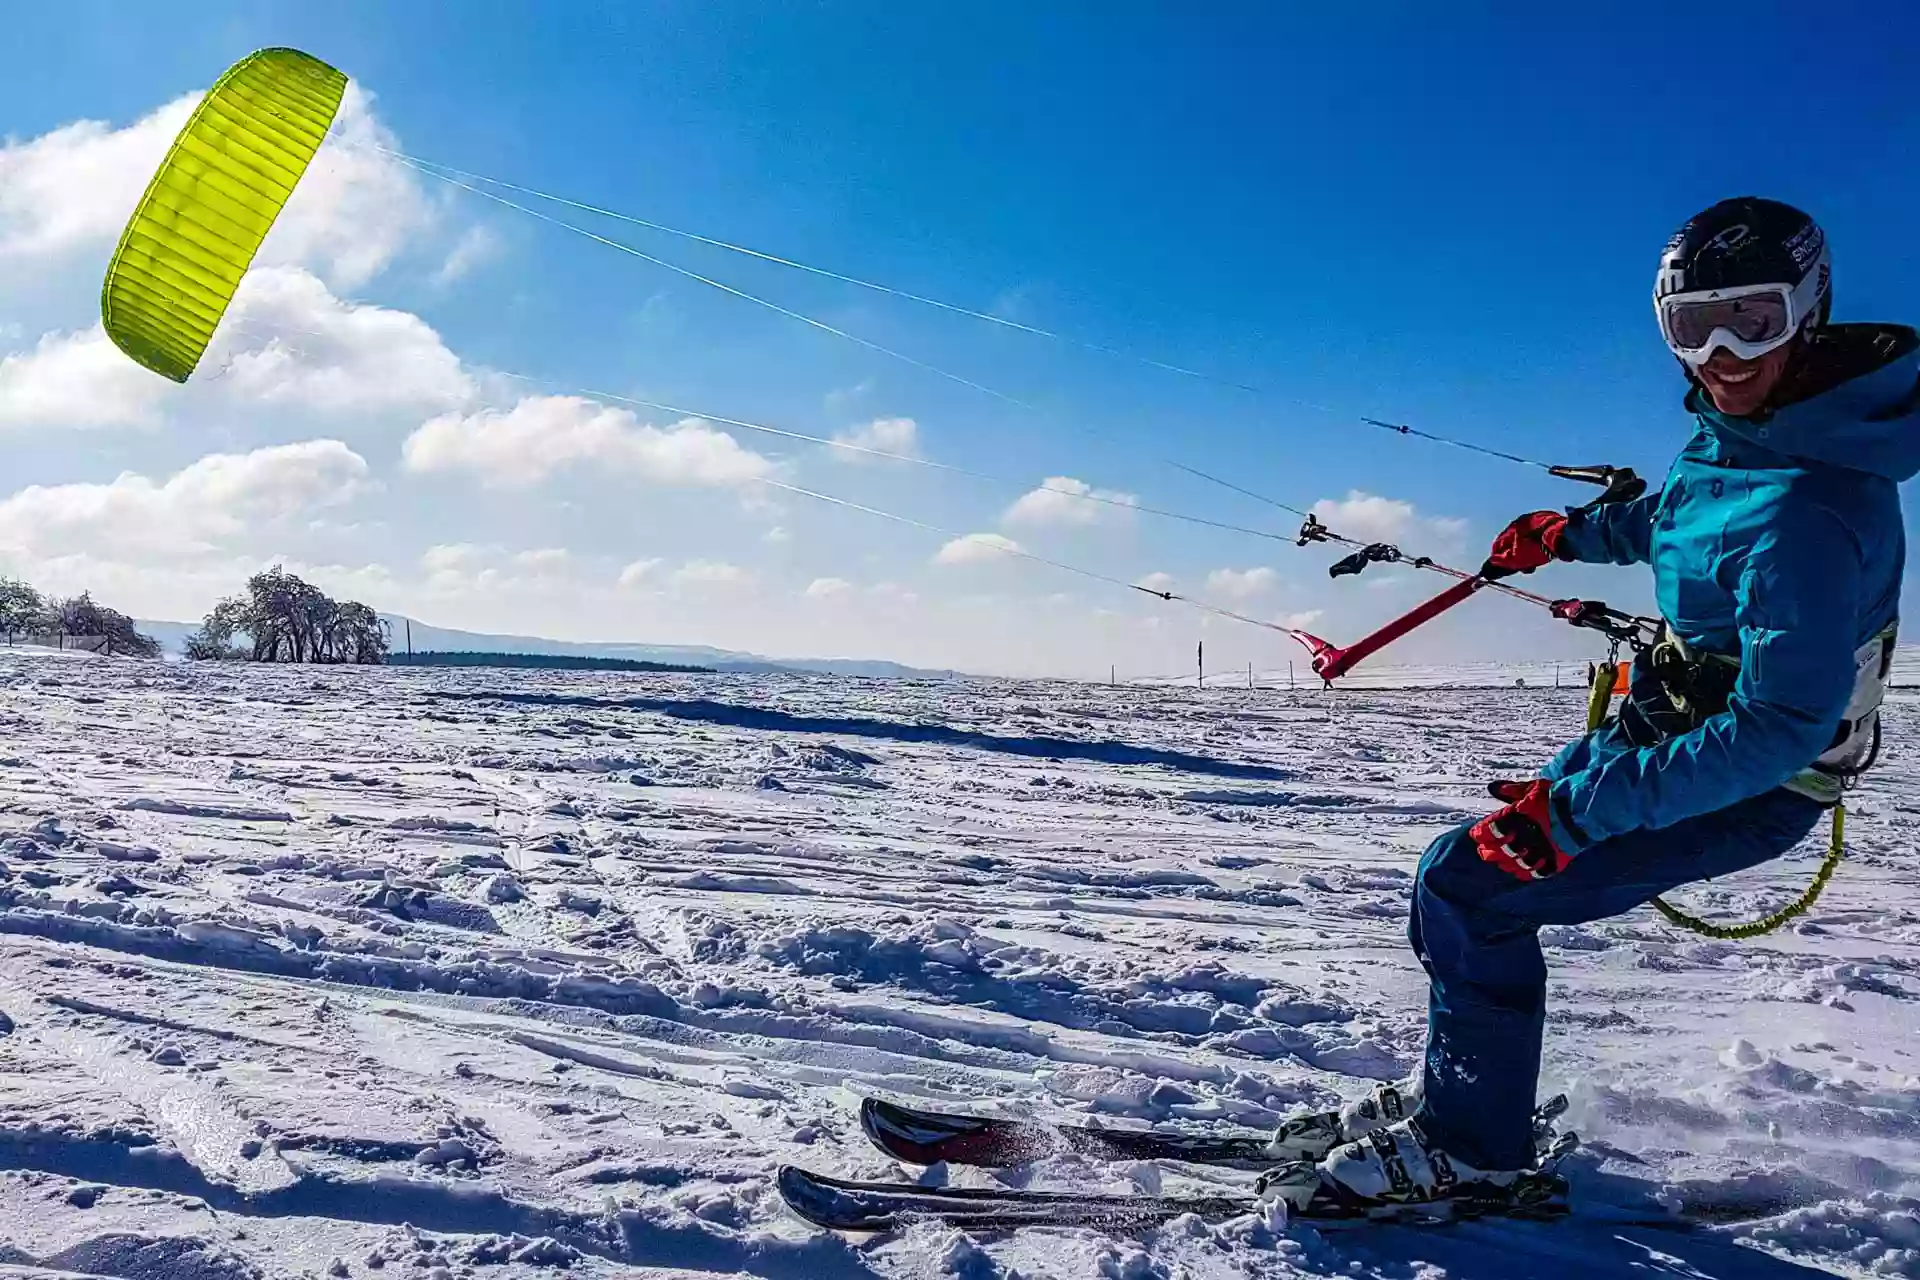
[{"x1": 2, "y1": 652, "x2": 1918, "y2": 1278}]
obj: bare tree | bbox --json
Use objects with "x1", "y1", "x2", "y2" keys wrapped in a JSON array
[
  {"x1": 188, "y1": 567, "x2": 389, "y2": 664},
  {"x1": 184, "y1": 596, "x2": 249, "y2": 660},
  {"x1": 0, "y1": 579, "x2": 44, "y2": 645},
  {"x1": 47, "y1": 592, "x2": 161, "y2": 658}
]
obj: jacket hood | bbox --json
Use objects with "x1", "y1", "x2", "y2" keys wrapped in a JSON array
[{"x1": 1691, "y1": 323, "x2": 1920, "y2": 482}]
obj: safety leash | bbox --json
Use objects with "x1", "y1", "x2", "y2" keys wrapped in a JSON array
[
  {"x1": 1648, "y1": 811, "x2": 1845, "y2": 939},
  {"x1": 1583, "y1": 660, "x2": 1846, "y2": 939}
]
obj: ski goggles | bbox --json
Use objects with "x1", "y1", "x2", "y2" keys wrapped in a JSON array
[
  {"x1": 1656, "y1": 282, "x2": 1802, "y2": 366},
  {"x1": 1655, "y1": 236, "x2": 1829, "y2": 367}
]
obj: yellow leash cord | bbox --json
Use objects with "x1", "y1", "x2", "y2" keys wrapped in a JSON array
[{"x1": 1582, "y1": 660, "x2": 1844, "y2": 939}]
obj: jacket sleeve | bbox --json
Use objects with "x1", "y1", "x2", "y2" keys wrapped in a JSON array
[
  {"x1": 1555, "y1": 490, "x2": 1661, "y2": 566},
  {"x1": 1550, "y1": 506, "x2": 1862, "y2": 847}
]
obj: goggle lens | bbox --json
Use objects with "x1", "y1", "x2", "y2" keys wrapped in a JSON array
[{"x1": 1661, "y1": 291, "x2": 1792, "y2": 352}]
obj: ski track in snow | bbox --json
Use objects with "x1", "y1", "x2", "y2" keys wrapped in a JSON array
[{"x1": 0, "y1": 652, "x2": 1918, "y2": 1278}]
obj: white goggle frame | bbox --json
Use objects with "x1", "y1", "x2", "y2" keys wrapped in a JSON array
[{"x1": 1654, "y1": 245, "x2": 1829, "y2": 368}]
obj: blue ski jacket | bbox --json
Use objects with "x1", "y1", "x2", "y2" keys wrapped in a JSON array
[{"x1": 1545, "y1": 324, "x2": 1920, "y2": 848}]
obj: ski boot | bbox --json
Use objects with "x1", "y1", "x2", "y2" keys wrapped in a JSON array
[
  {"x1": 1264, "y1": 1078, "x2": 1421, "y2": 1162},
  {"x1": 1257, "y1": 1107, "x2": 1577, "y2": 1222}
]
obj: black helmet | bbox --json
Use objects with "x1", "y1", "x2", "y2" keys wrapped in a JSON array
[{"x1": 1654, "y1": 198, "x2": 1832, "y2": 365}]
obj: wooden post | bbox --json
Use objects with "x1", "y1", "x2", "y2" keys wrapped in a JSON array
[
  {"x1": 1110, "y1": 664, "x2": 1116, "y2": 687},
  {"x1": 1247, "y1": 661, "x2": 1253, "y2": 689},
  {"x1": 1196, "y1": 641, "x2": 1203, "y2": 689},
  {"x1": 1289, "y1": 660, "x2": 1295, "y2": 690},
  {"x1": 406, "y1": 618, "x2": 413, "y2": 659}
]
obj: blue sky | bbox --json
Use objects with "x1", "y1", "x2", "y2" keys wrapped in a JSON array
[{"x1": 3, "y1": 2, "x2": 1916, "y2": 675}]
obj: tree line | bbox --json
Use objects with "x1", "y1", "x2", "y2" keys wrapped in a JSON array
[
  {"x1": 0, "y1": 580, "x2": 161, "y2": 657},
  {"x1": 0, "y1": 568, "x2": 388, "y2": 665}
]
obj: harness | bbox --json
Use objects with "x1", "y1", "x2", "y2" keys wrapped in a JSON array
[{"x1": 1576, "y1": 617, "x2": 1896, "y2": 939}]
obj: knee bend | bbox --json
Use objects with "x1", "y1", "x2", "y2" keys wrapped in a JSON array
[
  {"x1": 1415, "y1": 823, "x2": 1480, "y2": 901},
  {"x1": 1410, "y1": 823, "x2": 1479, "y2": 946}
]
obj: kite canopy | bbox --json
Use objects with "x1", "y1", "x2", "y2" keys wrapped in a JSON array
[{"x1": 100, "y1": 47, "x2": 347, "y2": 383}]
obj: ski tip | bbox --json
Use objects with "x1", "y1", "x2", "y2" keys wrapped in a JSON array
[
  {"x1": 860, "y1": 1095, "x2": 1017, "y2": 1167},
  {"x1": 775, "y1": 1164, "x2": 865, "y2": 1232},
  {"x1": 859, "y1": 1096, "x2": 934, "y2": 1157},
  {"x1": 858, "y1": 1095, "x2": 928, "y2": 1132}
]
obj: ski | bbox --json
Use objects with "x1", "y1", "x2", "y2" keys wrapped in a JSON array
[
  {"x1": 775, "y1": 1163, "x2": 1575, "y2": 1233},
  {"x1": 858, "y1": 1093, "x2": 1570, "y2": 1171},
  {"x1": 858, "y1": 1096, "x2": 1278, "y2": 1169},
  {"x1": 776, "y1": 1164, "x2": 1257, "y2": 1232}
]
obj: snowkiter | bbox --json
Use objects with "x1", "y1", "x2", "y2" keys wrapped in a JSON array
[{"x1": 1268, "y1": 197, "x2": 1920, "y2": 1210}]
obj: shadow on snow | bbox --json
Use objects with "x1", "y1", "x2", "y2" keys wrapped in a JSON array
[{"x1": 434, "y1": 691, "x2": 1299, "y2": 782}]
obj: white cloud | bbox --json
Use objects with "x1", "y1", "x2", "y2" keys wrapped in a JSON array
[
  {"x1": 1, "y1": 269, "x2": 468, "y2": 431},
  {"x1": 301, "y1": 560, "x2": 401, "y2": 604},
  {"x1": 433, "y1": 224, "x2": 501, "y2": 286},
  {"x1": 0, "y1": 86, "x2": 433, "y2": 289},
  {"x1": 935, "y1": 532, "x2": 1022, "y2": 566},
  {"x1": 510, "y1": 548, "x2": 571, "y2": 576},
  {"x1": 420, "y1": 544, "x2": 480, "y2": 574},
  {"x1": 805, "y1": 576, "x2": 855, "y2": 599},
  {"x1": 0, "y1": 440, "x2": 369, "y2": 562},
  {"x1": 254, "y1": 84, "x2": 436, "y2": 290},
  {"x1": 869, "y1": 581, "x2": 919, "y2": 604},
  {"x1": 1135, "y1": 571, "x2": 1177, "y2": 595},
  {"x1": 404, "y1": 396, "x2": 775, "y2": 490},
  {"x1": 1310, "y1": 491, "x2": 1468, "y2": 548},
  {"x1": 1278, "y1": 609, "x2": 1325, "y2": 631},
  {"x1": 617, "y1": 557, "x2": 663, "y2": 588},
  {"x1": 0, "y1": 326, "x2": 169, "y2": 431},
  {"x1": 831, "y1": 416, "x2": 919, "y2": 461},
  {"x1": 417, "y1": 542, "x2": 586, "y2": 599},
  {"x1": 1003, "y1": 476, "x2": 1137, "y2": 528},
  {"x1": 0, "y1": 95, "x2": 195, "y2": 260},
  {"x1": 213, "y1": 268, "x2": 473, "y2": 412},
  {"x1": 824, "y1": 379, "x2": 874, "y2": 415},
  {"x1": 170, "y1": 441, "x2": 371, "y2": 523},
  {"x1": 671, "y1": 559, "x2": 752, "y2": 589},
  {"x1": 762, "y1": 526, "x2": 792, "y2": 545},
  {"x1": 1205, "y1": 566, "x2": 1277, "y2": 601}
]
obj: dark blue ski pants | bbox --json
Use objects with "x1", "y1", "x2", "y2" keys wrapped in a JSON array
[{"x1": 1409, "y1": 784, "x2": 1824, "y2": 1171}]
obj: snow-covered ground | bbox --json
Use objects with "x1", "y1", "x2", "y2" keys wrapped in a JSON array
[{"x1": 2, "y1": 652, "x2": 1917, "y2": 1279}]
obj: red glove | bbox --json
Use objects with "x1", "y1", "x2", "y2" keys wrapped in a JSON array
[
  {"x1": 1470, "y1": 780, "x2": 1576, "y2": 881},
  {"x1": 1484, "y1": 511, "x2": 1569, "y2": 577}
]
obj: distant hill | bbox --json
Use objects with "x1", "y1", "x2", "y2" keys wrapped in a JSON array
[
  {"x1": 135, "y1": 614, "x2": 964, "y2": 680},
  {"x1": 132, "y1": 619, "x2": 201, "y2": 654},
  {"x1": 388, "y1": 650, "x2": 713, "y2": 674}
]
